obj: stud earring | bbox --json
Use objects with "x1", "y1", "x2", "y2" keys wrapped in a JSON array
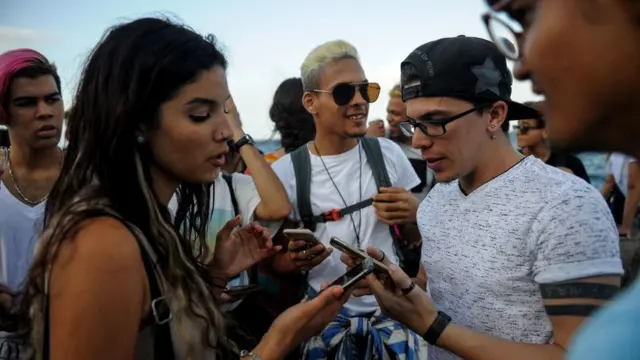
[
  {"x1": 137, "y1": 135, "x2": 145, "y2": 144},
  {"x1": 490, "y1": 134, "x2": 496, "y2": 140}
]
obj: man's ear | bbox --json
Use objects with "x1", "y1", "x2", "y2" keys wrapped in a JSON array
[
  {"x1": 487, "y1": 101, "x2": 508, "y2": 133},
  {"x1": 302, "y1": 92, "x2": 317, "y2": 115}
]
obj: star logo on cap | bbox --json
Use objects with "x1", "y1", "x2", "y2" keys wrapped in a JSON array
[{"x1": 471, "y1": 58, "x2": 502, "y2": 96}]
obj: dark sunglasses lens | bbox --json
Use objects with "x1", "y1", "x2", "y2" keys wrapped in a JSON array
[
  {"x1": 332, "y1": 84, "x2": 356, "y2": 106},
  {"x1": 361, "y1": 83, "x2": 381, "y2": 103}
]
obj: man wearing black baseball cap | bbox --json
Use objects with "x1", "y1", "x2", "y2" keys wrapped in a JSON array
[{"x1": 356, "y1": 36, "x2": 622, "y2": 360}]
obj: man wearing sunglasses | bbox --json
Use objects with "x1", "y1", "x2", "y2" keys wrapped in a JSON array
[
  {"x1": 384, "y1": 35, "x2": 622, "y2": 360},
  {"x1": 482, "y1": 1, "x2": 640, "y2": 359},
  {"x1": 268, "y1": 40, "x2": 427, "y2": 358}
]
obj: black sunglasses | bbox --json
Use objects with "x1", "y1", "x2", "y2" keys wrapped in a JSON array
[
  {"x1": 314, "y1": 82, "x2": 381, "y2": 106},
  {"x1": 513, "y1": 123, "x2": 544, "y2": 134},
  {"x1": 398, "y1": 106, "x2": 483, "y2": 138}
]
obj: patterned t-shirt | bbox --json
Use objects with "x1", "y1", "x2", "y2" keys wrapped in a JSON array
[{"x1": 418, "y1": 156, "x2": 623, "y2": 360}]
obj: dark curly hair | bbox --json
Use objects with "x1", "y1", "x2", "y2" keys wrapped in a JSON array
[{"x1": 269, "y1": 77, "x2": 315, "y2": 153}]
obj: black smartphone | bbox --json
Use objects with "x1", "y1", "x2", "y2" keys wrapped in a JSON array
[
  {"x1": 223, "y1": 284, "x2": 262, "y2": 299},
  {"x1": 325, "y1": 257, "x2": 375, "y2": 291},
  {"x1": 283, "y1": 228, "x2": 321, "y2": 251},
  {"x1": 329, "y1": 236, "x2": 389, "y2": 273}
]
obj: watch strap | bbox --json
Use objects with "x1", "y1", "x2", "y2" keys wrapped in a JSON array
[
  {"x1": 423, "y1": 311, "x2": 451, "y2": 345},
  {"x1": 234, "y1": 134, "x2": 255, "y2": 151}
]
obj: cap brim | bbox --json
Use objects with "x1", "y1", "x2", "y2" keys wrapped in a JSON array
[{"x1": 505, "y1": 100, "x2": 541, "y2": 121}]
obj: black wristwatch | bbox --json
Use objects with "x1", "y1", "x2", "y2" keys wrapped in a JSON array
[
  {"x1": 422, "y1": 311, "x2": 451, "y2": 345},
  {"x1": 234, "y1": 134, "x2": 255, "y2": 152}
]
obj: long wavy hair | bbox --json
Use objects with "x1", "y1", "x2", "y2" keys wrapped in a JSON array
[
  {"x1": 11, "y1": 17, "x2": 233, "y2": 358},
  {"x1": 269, "y1": 77, "x2": 315, "y2": 153}
]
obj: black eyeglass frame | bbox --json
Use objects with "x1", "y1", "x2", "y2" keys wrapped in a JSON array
[
  {"x1": 481, "y1": 4, "x2": 522, "y2": 61},
  {"x1": 399, "y1": 106, "x2": 486, "y2": 138}
]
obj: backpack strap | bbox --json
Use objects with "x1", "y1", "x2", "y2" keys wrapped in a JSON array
[
  {"x1": 222, "y1": 173, "x2": 239, "y2": 217},
  {"x1": 122, "y1": 221, "x2": 174, "y2": 360},
  {"x1": 360, "y1": 137, "x2": 422, "y2": 278},
  {"x1": 290, "y1": 145, "x2": 316, "y2": 231}
]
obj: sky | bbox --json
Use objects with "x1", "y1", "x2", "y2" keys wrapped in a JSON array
[{"x1": 0, "y1": 0, "x2": 541, "y2": 142}]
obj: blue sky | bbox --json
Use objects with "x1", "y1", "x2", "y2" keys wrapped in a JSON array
[{"x1": 1, "y1": 0, "x2": 539, "y2": 140}]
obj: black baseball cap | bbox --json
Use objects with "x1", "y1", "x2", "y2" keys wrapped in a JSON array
[{"x1": 400, "y1": 35, "x2": 540, "y2": 121}]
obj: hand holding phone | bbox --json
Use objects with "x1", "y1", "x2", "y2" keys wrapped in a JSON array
[
  {"x1": 324, "y1": 257, "x2": 375, "y2": 292},
  {"x1": 330, "y1": 237, "x2": 389, "y2": 273},
  {"x1": 282, "y1": 228, "x2": 332, "y2": 271},
  {"x1": 283, "y1": 228, "x2": 320, "y2": 249}
]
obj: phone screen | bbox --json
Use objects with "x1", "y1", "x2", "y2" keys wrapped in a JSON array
[{"x1": 327, "y1": 258, "x2": 375, "y2": 290}]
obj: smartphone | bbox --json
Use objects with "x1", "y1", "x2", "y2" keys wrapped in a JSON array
[
  {"x1": 329, "y1": 236, "x2": 389, "y2": 273},
  {"x1": 223, "y1": 284, "x2": 262, "y2": 299},
  {"x1": 325, "y1": 257, "x2": 375, "y2": 291},
  {"x1": 283, "y1": 228, "x2": 321, "y2": 250}
]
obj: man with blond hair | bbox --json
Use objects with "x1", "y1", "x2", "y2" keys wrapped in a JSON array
[{"x1": 268, "y1": 39, "x2": 428, "y2": 359}]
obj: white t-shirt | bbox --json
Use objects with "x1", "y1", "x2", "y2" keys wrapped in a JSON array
[
  {"x1": 0, "y1": 184, "x2": 45, "y2": 359},
  {"x1": 418, "y1": 156, "x2": 623, "y2": 360},
  {"x1": 271, "y1": 138, "x2": 420, "y2": 314},
  {"x1": 169, "y1": 172, "x2": 266, "y2": 311},
  {"x1": 606, "y1": 153, "x2": 638, "y2": 197}
]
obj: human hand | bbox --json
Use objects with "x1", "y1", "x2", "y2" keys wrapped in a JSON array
[
  {"x1": 0, "y1": 283, "x2": 15, "y2": 331},
  {"x1": 373, "y1": 187, "x2": 419, "y2": 225},
  {"x1": 287, "y1": 239, "x2": 333, "y2": 271},
  {"x1": 339, "y1": 248, "x2": 390, "y2": 298},
  {"x1": 366, "y1": 120, "x2": 386, "y2": 138},
  {"x1": 364, "y1": 246, "x2": 437, "y2": 335},
  {"x1": 211, "y1": 216, "x2": 282, "y2": 281},
  {"x1": 254, "y1": 284, "x2": 351, "y2": 359}
]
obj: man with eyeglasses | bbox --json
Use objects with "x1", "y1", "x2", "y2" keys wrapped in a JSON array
[
  {"x1": 389, "y1": 35, "x2": 622, "y2": 360},
  {"x1": 481, "y1": 1, "x2": 640, "y2": 359}
]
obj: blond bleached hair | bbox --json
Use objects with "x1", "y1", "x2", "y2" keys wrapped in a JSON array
[
  {"x1": 389, "y1": 84, "x2": 402, "y2": 98},
  {"x1": 300, "y1": 39, "x2": 359, "y2": 91}
]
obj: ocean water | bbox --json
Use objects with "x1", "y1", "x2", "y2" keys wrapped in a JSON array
[{"x1": 255, "y1": 137, "x2": 607, "y2": 190}]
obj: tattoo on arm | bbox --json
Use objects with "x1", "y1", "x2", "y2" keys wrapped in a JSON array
[
  {"x1": 540, "y1": 282, "x2": 620, "y2": 317},
  {"x1": 540, "y1": 282, "x2": 619, "y2": 300}
]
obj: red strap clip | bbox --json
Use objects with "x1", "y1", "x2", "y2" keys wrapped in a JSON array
[{"x1": 323, "y1": 208, "x2": 342, "y2": 221}]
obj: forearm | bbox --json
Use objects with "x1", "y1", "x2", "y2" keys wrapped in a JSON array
[
  {"x1": 437, "y1": 323, "x2": 565, "y2": 360},
  {"x1": 621, "y1": 189, "x2": 639, "y2": 232},
  {"x1": 235, "y1": 130, "x2": 290, "y2": 220}
]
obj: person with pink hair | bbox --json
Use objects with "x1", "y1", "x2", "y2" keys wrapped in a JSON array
[{"x1": 0, "y1": 48, "x2": 63, "y2": 360}]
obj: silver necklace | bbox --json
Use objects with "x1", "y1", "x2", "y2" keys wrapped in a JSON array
[{"x1": 7, "y1": 147, "x2": 63, "y2": 206}]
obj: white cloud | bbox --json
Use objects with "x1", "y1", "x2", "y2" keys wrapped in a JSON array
[{"x1": 0, "y1": 26, "x2": 46, "y2": 47}]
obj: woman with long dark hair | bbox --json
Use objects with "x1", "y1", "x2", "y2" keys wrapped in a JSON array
[{"x1": 3, "y1": 17, "x2": 348, "y2": 360}]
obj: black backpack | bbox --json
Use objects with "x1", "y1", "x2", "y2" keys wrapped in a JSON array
[{"x1": 290, "y1": 137, "x2": 422, "y2": 277}]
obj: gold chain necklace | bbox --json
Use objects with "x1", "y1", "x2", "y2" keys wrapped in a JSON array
[{"x1": 7, "y1": 147, "x2": 63, "y2": 206}]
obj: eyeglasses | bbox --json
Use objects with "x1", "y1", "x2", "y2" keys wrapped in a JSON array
[
  {"x1": 314, "y1": 82, "x2": 381, "y2": 106},
  {"x1": 513, "y1": 124, "x2": 543, "y2": 134},
  {"x1": 481, "y1": 8, "x2": 522, "y2": 61},
  {"x1": 397, "y1": 107, "x2": 482, "y2": 138}
]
